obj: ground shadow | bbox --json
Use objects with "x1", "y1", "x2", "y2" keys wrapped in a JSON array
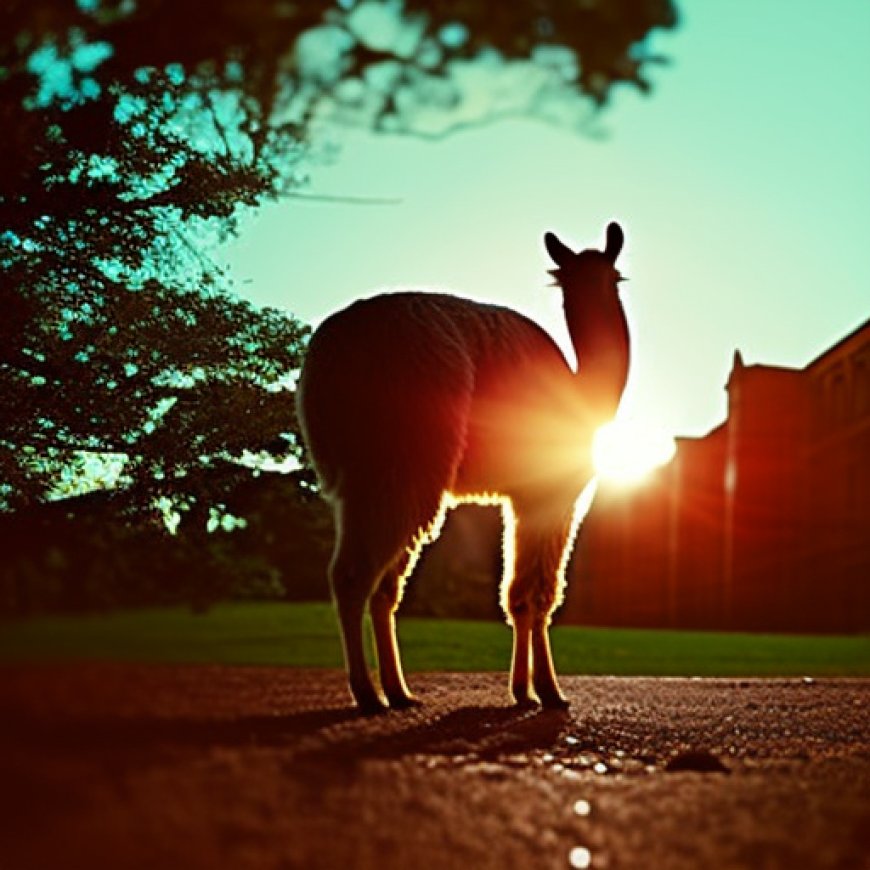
[
  {"x1": 1, "y1": 700, "x2": 570, "y2": 769},
  {"x1": 292, "y1": 703, "x2": 571, "y2": 770}
]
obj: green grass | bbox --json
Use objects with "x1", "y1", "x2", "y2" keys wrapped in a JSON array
[{"x1": 1, "y1": 602, "x2": 868, "y2": 676}]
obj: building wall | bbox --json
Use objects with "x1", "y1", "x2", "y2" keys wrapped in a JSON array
[
  {"x1": 799, "y1": 323, "x2": 870, "y2": 630},
  {"x1": 562, "y1": 319, "x2": 870, "y2": 633}
]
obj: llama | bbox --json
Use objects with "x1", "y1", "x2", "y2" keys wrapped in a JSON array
[{"x1": 297, "y1": 222, "x2": 630, "y2": 712}]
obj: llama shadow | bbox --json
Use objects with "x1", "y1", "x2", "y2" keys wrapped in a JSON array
[
  {"x1": 291, "y1": 703, "x2": 571, "y2": 774},
  {"x1": 2, "y1": 701, "x2": 569, "y2": 770}
]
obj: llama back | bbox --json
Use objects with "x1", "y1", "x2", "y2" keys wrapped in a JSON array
[{"x1": 297, "y1": 291, "x2": 568, "y2": 501}]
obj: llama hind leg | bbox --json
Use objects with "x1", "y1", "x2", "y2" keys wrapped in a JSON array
[
  {"x1": 331, "y1": 566, "x2": 387, "y2": 714},
  {"x1": 370, "y1": 553, "x2": 419, "y2": 709},
  {"x1": 330, "y1": 494, "x2": 439, "y2": 714},
  {"x1": 329, "y1": 520, "x2": 390, "y2": 714}
]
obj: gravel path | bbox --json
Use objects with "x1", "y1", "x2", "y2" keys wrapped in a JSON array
[{"x1": 0, "y1": 664, "x2": 867, "y2": 869}]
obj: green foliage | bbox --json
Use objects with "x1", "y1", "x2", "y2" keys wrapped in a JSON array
[
  {"x1": 1, "y1": 271, "x2": 309, "y2": 512},
  {"x1": 1, "y1": 1, "x2": 317, "y2": 513}
]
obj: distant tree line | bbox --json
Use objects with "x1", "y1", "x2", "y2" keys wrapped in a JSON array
[{"x1": 0, "y1": 469, "x2": 334, "y2": 616}]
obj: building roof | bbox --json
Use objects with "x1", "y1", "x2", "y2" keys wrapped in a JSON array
[{"x1": 805, "y1": 316, "x2": 870, "y2": 372}]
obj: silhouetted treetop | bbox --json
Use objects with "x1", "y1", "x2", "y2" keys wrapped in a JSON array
[{"x1": 3, "y1": 0, "x2": 678, "y2": 192}]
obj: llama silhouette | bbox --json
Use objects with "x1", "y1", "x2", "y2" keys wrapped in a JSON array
[{"x1": 297, "y1": 223, "x2": 630, "y2": 712}]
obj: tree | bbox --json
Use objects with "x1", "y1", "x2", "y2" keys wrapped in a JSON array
[
  {"x1": 0, "y1": 0, "x2": 677, "y2": 517},
  {"x1": 1, "y1": 0, "x2": 314, "y2": 514}
]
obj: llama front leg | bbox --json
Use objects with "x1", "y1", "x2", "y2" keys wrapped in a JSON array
[
  {"x1": 508, "y1": 609, "x2": 533, "y2": 706},
  {"x1": 531, "y1": 618, "x2": 568, "y2": 709},
  {"x1": 500, "y1": 499, "x2": 533, "y2": 705},
  {"x1": 506, "y1": 503, "x2": 571, "y2": 708},
  {"x1": 370, "y1": 557, "x2": 419, "y2": 709}
]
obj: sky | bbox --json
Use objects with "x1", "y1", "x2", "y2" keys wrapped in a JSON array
[{"x1": 222, "y1": 0, "x2": 870, "y2": 440}]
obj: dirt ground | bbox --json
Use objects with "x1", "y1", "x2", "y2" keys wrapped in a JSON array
[{"x1": 0, "y1": 664, "x2": 867, "y2": 870}]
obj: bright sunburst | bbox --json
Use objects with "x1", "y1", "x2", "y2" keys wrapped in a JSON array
[{"x1": 592, "y1": 419, "x2": 676, "y2": 485}]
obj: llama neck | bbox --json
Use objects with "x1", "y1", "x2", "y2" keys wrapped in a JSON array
[{"x1": 563, "y1": 289, "x2": 630, "y2": 422}]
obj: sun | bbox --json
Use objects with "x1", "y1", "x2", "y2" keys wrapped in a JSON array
[{"x1": 592, "y1": 419, "x2": 676, "y2": 485}]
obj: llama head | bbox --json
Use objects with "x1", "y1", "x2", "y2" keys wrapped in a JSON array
[{"x1": 544, "y1": 222, "x2": 625, "y2": 294}]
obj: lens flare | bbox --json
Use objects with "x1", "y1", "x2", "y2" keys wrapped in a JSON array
[{"x1": 592, "y1": 419, "x2": 676, "y2": 484}]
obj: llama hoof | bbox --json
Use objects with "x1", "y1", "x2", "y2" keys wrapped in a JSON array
[
  {"x1": 352, "y1": 688, "x2": 390, "y2": 716},
  {"x1": 356, "y1": 696, "x2": 390, "y2": 716},
  {"x1": 511, "y1": 686, "x2": 539, "y2": 708},
  {"x1": 538, "y1": 691, "x2": 570, "y2": 710}
]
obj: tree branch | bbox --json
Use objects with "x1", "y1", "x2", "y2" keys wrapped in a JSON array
[{"x1": 283, "y1": 191, "x2": 402, "y2": 206}]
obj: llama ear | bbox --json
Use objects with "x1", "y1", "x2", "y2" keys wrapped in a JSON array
[
  {"x1": 604, "y1": 222, "x2": 624, "y2": 263},
  {"x1": 544, "y1": 232, "x2": 575, "y2": 268}
]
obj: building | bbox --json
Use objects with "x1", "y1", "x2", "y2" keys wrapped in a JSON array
[{"x1": 562, "y1": 317, "x2": 870, "y2": 633}]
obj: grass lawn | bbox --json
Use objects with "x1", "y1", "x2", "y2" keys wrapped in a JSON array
[{"x1": 0, "y1": 601, "x2": 868, "y2": 676}]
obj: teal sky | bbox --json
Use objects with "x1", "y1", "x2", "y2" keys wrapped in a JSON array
[{"x1": 223, "y1": 0, "x2": 870, "y2": 438}]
